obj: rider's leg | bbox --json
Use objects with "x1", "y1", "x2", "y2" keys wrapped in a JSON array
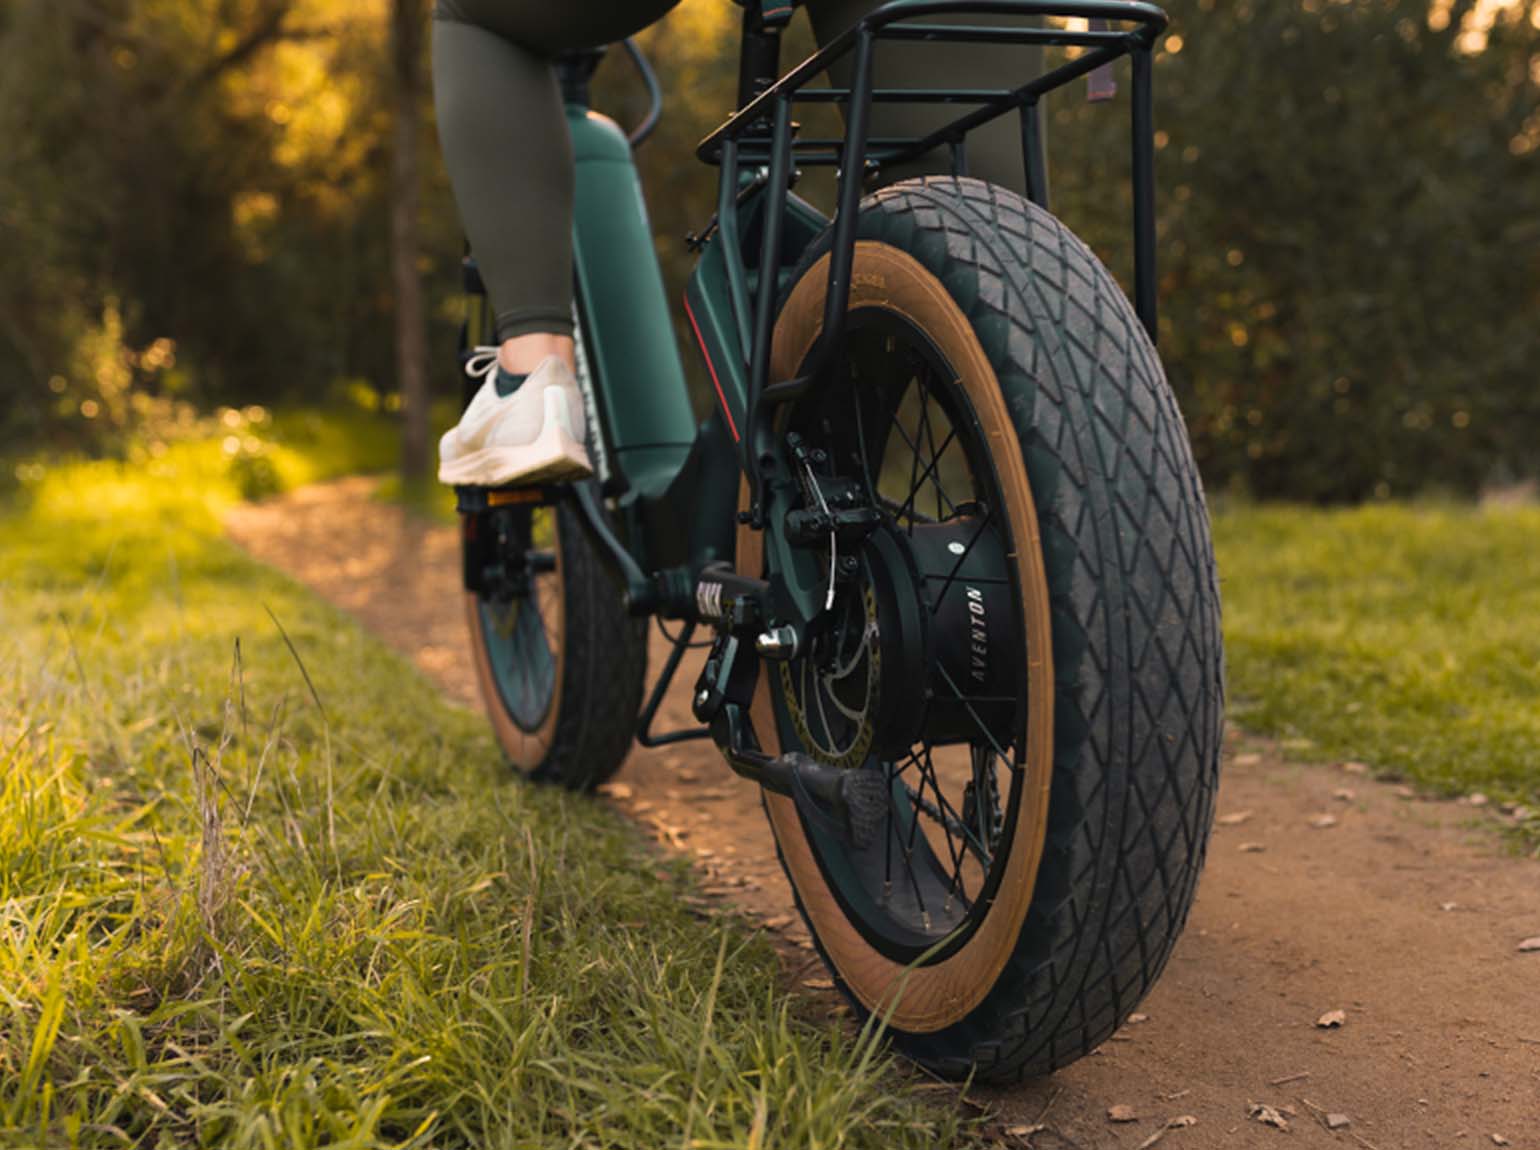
[
  {"x1": 805, "y1": 0, "x2": 1041, "y2": 195},
  {"x1": 433, "y1": 0, "x2": 680, "y2": 485},
  {"x1": 432, "y1": 0, "x2": 678, "y2": 379}
]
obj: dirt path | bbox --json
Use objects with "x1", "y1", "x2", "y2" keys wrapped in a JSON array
[{"x1": 226, "y1": 477, "x2": 1540, "y2": 1150}]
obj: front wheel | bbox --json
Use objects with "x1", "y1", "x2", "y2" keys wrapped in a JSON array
[
  {"x1": 740, "y1": 177, "x2": 1224, "y2": 1081},
  {"x1": 464, "y1": 499, "x2": 647, "y2": 789}
]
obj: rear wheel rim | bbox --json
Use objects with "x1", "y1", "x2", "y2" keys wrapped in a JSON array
[
  {"x1": 747, "y1": 240, "x2": 1056, "y2": 1034},
  {"x1": 775, "y1": 309, "x2": 1029, "y2": 964}
]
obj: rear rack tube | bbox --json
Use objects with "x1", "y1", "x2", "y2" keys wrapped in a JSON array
[{"x1": 701, "y1": 0, "x2": 1168, "y2": 548}]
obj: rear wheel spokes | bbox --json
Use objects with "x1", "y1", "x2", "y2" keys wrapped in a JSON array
[
  {"x1": 880, "y1": 381, "x2": 1010, "y2": 923},
  {"x1": 889, "y1": 665, "x2": 1018, "y2": 910},
  {"x1": 904, "y1": 775, "x2": 993, "y2": 869},
  {"x1": 895, "y1": 425, "x2": 959, "y2": 527},
  {"x1": 879, "y1": 368, "x2": 1016, "y2": 899},
  {"x1": 797, "y1": 314, "x2": 1028, "y2": 953},
  {"x1": 904, "y1": 787, "x2": 980, "y2": 912},
  {"x1": 880, "y1": 367, "x2": 967, "y2": 531},
  {"x1": 878, "y1": 496, "x2": 941, "y2": 524}
]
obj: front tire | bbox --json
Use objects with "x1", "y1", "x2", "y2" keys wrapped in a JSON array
[
  {"x1": 465, "y1": 500, "x2": 647, "y2": 790},
  {"x1": 741, "y1": 177, "x2": 1224, "y2": 1081}
]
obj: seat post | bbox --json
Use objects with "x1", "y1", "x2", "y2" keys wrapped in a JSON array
[
  {"x1": 557, "y1": 49, "x2": 604, "y2": 108},
  {"x1": 736, "y1": 4, "x2": 784, "y2": 112}
]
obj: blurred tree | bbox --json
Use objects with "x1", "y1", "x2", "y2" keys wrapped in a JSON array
[
  {"x1": 0, "y1": 0, "x2": 457, "y2": 453},
  {"x1": 392, "y1": 0, "x2": 430, "y2": 483},
  {"x1": 1048, "y1": 0, "x2": 1540, "y2": 500},
  {"x1": 0, "y1": 0, "x2": 1535, "y2": 502}
]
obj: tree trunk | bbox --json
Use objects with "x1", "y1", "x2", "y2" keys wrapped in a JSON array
[{"x1": 391, "y1": 0, "x2": 430, "y2": 484}]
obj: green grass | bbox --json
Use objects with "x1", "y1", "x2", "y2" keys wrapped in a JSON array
[
  {"x1": 1215, "y1": 501, "x2": 1540, "y2": 821},
  {"x1": 0, "y1": 445, "x2": 968, "y2": 1146}
]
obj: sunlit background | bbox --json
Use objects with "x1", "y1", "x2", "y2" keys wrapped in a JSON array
[
  {"x1": 1, "y1": 3, "x2": 1538, "y2": 1144},
  {"x1": 2, "y1": 0, "x2": 1537, "y2": 502}
]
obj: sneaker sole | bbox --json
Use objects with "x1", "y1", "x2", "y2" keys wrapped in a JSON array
[{"x1": 437, "y1": 423, "x2": 594, "y2": 488}]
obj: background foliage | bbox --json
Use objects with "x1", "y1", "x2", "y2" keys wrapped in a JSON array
[{"x1": 1, "y1": 0, "x2": 1537, "y2": 500}]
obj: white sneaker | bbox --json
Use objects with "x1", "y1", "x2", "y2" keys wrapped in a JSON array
[{"x1": 438, "y1": 352, "x2": 594, "y2": 487}]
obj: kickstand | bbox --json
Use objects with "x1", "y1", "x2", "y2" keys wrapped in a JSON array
[{"x1": 636, "y1": 619, "x2": 713, "y2": 748}]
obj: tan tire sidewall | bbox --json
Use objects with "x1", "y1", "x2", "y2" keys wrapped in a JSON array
[
  {"x1": 739, "y1": 241, "x2": 1055, "y2": 1034},
  {"x1": 465, "y1": 513, "x2": 564, "y2": 771}
]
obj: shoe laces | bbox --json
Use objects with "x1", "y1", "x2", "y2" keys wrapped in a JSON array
[{"x1": 463, "y1": 346, "x2": 501, "y2": 381}]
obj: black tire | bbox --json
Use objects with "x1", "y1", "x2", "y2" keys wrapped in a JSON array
[
  {"x1": 750, "y1": 177, "x2": 1224, "y2": 1081},
  {"x1": 465, "y1": 499, "x2": 647, "y2": 791}
]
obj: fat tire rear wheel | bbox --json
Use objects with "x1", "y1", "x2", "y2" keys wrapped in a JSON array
[
  {"x1": 746, "y1": 177, "x2": 1224, "y2": 1081},
  {"x1": 465, "y1": 501, "x2": 647, "y2": 790}
]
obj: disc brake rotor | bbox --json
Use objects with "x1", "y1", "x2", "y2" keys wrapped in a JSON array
[{"x1": 779, "y1": 581, "x2": 881, "y2": 769}]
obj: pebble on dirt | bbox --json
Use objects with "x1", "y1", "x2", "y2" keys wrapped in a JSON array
[
  {"x1": 1308, "y1": 813, "x2": 1339, "y2": 829},
  {"x1": 1316, "y1": 1009, "x2": 1347, "y2": 1028},
  {"x1": 1517, "y1": 936, "x2": 1540, "y2": 953},
  {"x1": 1239, "y1": 842, "x2": 1267, "y2": 853},
  {"x1": 1326, "y1": 1113, "x2": 1351, "y2": 1130},
  {"x1": 1248, "y1": 1103, "x2": 1291, "y2": 1131},
  {"x1": 1001, "y1": 1123, "x2": 1045, "y2": 1143},
  {"x1": 1108, "y1": 1104, "x2": 1138, "y2": 1123}
]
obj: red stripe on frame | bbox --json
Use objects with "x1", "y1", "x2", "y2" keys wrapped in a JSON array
[{"x1": 683, "y1": 294, "x2": 740, "y2": 442}]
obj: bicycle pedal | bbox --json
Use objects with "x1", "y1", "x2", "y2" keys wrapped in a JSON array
[
  {"x1": 838, "y1": 769, "x2": 889, "y2": 852},
  {"x1": 454, "y1": 484, "x2": 559, "y2": 514}
]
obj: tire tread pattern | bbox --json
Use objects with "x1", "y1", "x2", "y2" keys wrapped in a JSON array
[
  {"x1": 528, "y1": 503, "x2": 648, "y2": 791},
  {"x1": 774, "y1": 177, "x2": 1224, "y2": 1082}
]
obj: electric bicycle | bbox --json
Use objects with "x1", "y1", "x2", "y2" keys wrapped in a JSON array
[{"x1": 455, "y1": 0, "x2": 1223, "y2": 1081}]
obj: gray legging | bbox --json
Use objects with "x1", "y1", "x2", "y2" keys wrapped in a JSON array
[{"x1": 433, "y1": 0, "x2": 1038, "y2": 340}]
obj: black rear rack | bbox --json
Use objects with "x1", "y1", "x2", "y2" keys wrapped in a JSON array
[{"x1": 697, "y1": 0, "x2": 1167, "y2": 471}]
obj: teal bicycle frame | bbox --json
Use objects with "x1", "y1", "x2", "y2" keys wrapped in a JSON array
[
  {"x1": 459, "y1": 0, "x2": 1167, "y2": 785},
  {"x1": 568, "y1": 107, "x2": 696, "y2": 505},
  {"x1": 464, "y1": 0, "x2": 1166, "y2": 638}
]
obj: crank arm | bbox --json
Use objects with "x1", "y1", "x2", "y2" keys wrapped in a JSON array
[
  {"x1": 711, "y1": 704, "x2": 887, "y2": 850},
  {"x1": 693, "y1": 634, "x2": 885, "y2": 849}
]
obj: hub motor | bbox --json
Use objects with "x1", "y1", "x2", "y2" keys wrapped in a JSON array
[{"x1": 780, "y1": 513, "x2": 1017, "y2": 767}]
